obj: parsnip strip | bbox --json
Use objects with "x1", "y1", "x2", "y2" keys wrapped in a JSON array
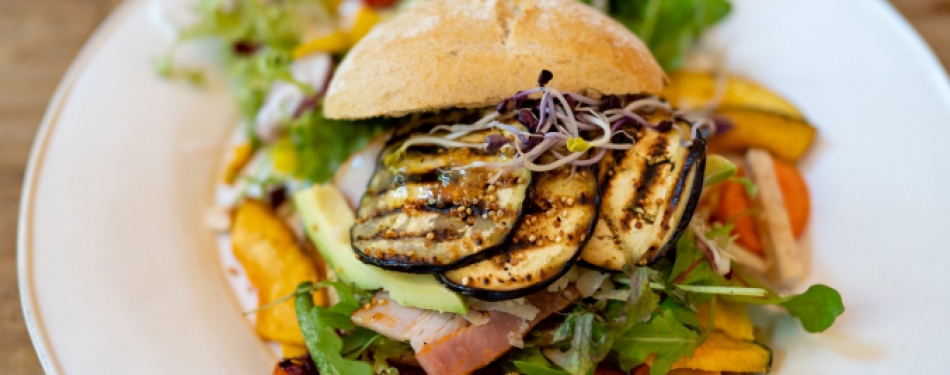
[{"x1": 745, "y1": 148, "x2": 803, "y2": 286}]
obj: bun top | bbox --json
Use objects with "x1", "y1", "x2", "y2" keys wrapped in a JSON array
[{"x1": 324, "y1": 0, "x2": 666, "y2": 120}]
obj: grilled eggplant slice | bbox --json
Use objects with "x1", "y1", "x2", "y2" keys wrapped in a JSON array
[
  {"x1": 352, "y1": 127, "x2": 533, "y2": 272},
  {"x1": 438, "y1": 163, "x2": 599, "y2": 300},
  {"x1": 581, "y1": 123, "x2": 706, "y2": 271}
]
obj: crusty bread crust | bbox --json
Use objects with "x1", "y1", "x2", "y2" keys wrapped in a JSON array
[{"x1": 324, "y1": 0, "x2": 665, "y2": 119}]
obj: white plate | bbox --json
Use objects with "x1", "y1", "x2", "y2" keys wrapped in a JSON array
[{"x1": 19, "y1": 0, "x2": 950, "y2": 373}]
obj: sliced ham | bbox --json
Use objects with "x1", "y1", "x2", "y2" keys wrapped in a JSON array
[
  {"x1": 332, "y1": 133, "x2": 387, "y2": 210},
  {"x1": 415, "y1": 288, "x2": 578, "y2": 375},
  {"x1": 351, "y1": 288, "x2": 577, "y2": 375},
  {"x1": 351, "y1": 292, "x2": 469, "y2": 351}
]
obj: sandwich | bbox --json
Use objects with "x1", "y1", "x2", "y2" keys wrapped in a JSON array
[{"x1": 246, "y1": 1, "x2": 846, "y2": 374}]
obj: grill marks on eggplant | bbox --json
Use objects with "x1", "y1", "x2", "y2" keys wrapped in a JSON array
[
  {"x1": 438, "y1": 165, "x2": 599, "y2": 300},
  {"x1": 352, "y1": 127, "x2": 533, "y2": 272},
  {"x1": 581, "y1": 123, "x2": 707, "y2": 271}
]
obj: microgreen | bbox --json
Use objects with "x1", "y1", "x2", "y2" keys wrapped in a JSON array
[{"x1": 389, "y1": 73, "x2": 707, "y2": 175}]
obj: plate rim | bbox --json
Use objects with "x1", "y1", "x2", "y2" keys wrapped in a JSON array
[
  {"x1": 16, "y1": 0, "x2": 145, "y2": 373},
  {"x1": 16, "y1": 0, "x2": 950, "y2": 373}
]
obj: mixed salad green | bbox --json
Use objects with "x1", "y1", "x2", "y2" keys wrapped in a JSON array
[{"x1": 287, "y1": 213, "x2": 843, "y2": 375}]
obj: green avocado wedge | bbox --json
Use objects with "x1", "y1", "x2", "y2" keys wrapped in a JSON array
[{"x1": 294, "y1": 185, "x2": 468, "y2": 314}]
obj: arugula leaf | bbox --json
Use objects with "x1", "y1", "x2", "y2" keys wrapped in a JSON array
[
  {"x1": 659, "y1": 299, "x2": 701, "y2": 331},
  {"x1": 586, "y1": 0, "x2": 732, "y2": 70},
  {"x1": 562, "y1": 313, "x2": 598, "y2": 375},
  {"x1": 576, "y1": 267, "x2": 661, "y2": 373},
  {"x1": 542, "y1": 312, "x2": 600, "y2": 375},
  {"x1": 699, "y1": 297, "x2": 716, "y2": 342},
  {"x1": 780, "y1": 284, "x2": 845, "y2": 333},
  {"x1": 614, "y1": 312, "x2": 701, "y2": 375},
  {"x1": 626, "y1": 267, "x2": 660, "y2": 326},
  {"x1": 323, "y1": 280, "x2": 361, "y2": 314},
  {"x1": 341, "y1": 327, "x2": 380, "y2": 359},
  {"x1": 726, "y1": 270, "x2": 845, "y2": 332},
  {"x1": 550, "y1": 314, "x2": 577, "y2": 344},
  {"x1": 668, "y1": 233, "x2": 721, "y2": 287},
  {"x1": 668, "y1": 233, "x2": 703, "y2": 284},
  {"x1": 507, "y1": 347, "x2": 571, "y2": 375},
  {"x1": 289, "y1": 108, "x2": 395, "y2": 183},
  {"x1": 295, "y1": 281, "x2": 372, "y2": 375}
]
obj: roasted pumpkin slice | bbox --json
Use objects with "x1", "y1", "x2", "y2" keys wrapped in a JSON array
[
  {"x1": 438, "y1": 163, "x2": 599, "y2": 300},
  {"x1": 698, "y1": 301, "x2": 755, "y2": 341},
  {"x1": 709, "y1": 107, "x2": 816, "y2": 162},
  {"x1": 231, "y1": 200, "x2": 323, "y2": 344},
  {"x1": 581, "y1": 124, "x2": 706, "y2": 270},
  {"x1": 352, "y1": 127, "x2": 533, "y2": 272},
  {"x1": 662, "y1": 70, "x2": 804, "y2": 120},
  {"x1": 669, "y1": 332, "x2": 772, "y2": 373}
]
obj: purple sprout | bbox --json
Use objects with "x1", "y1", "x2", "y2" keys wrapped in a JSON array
[
  {"x1": 538, "y1": 70, "x2": 554, "y2": 87},
  {"x1": 485, "y1": 134, "x2": 512, "y2": 152}
]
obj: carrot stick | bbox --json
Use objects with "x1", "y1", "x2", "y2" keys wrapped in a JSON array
[
  {"x1": 714, "y1": 158, "x2": 811, "y2": 257},
  {"x1": 715, "y1": 169, "x2": 762, "y2": 255},
  {"x1": 772, "y1": 158, "x2": 810, "y2": 237}
]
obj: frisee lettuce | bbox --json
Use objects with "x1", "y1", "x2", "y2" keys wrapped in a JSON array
[
  {"x1": 370, "y1": 337, "x2": 411, "y2": 375},
  {"x1": 288, "y1": 107, "x2": 396, "y2": 183},
  {"x1": 178, "y1": 0, "x2": 302, "y2": 49}
]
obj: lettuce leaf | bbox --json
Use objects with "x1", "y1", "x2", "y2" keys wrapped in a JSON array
[{"x1": 583, "y1": 0, "x2": 732, "y2": 70}]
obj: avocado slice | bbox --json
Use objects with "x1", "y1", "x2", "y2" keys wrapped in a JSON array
[{"x1": 294, "y1": 185, "x2": 468, "y2": 314}]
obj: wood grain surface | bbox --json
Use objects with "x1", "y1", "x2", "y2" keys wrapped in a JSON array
[{"x1": 0, "y1": 0, "x2": 947, "y2": 373}]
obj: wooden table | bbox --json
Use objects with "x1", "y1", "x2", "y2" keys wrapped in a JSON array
[{"x1": 0, "y1": 0, "x2": 947, "y2": 373}]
